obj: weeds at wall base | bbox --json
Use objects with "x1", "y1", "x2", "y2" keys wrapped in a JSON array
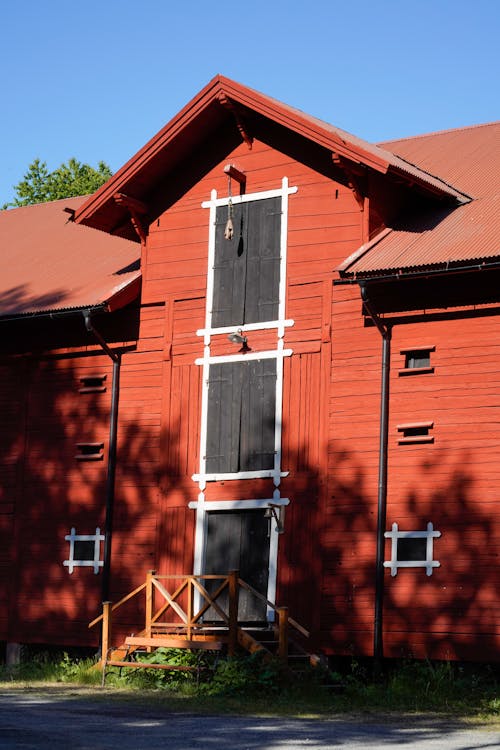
[{"x1": 0, "y1": 649, "x2": 498, "y2": 719}]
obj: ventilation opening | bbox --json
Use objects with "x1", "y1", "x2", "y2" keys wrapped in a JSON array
[
  {"x1": 79, "y1": 374, "x2": 107, "y2": 393},
  {"x1": 75, "y1": 442, "x2": 104, "y2": 460},
  {"x1": 397, "y1": 537, "x2": 427, "y2": 561},
  {"x1": 397, "y1": 422, "x2": 434, "y2": 444}
]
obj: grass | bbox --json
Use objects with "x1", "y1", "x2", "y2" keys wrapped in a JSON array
[{"x1": 0, "y1": 649, "x2": 498, "y2": 723}]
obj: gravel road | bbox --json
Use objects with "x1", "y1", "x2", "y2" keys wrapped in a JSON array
[{"x1": 0, "y1": 688, "x2": 498, "y2": 749}]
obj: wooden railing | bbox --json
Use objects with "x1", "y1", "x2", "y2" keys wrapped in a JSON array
[{"x1": 89, "y1": 570, "x2": 310, "y2": 667}]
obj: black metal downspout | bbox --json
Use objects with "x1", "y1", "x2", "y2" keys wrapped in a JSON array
[
  {"x1": 83, "y1": 311, "x2": 121, "y2": 603},
  {"x1": 360, "y1": 286, "x2": 391, "y2": 678}
]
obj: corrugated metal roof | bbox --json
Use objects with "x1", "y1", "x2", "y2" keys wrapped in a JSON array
[
  {"x1": 0, "y1": 196, "x2": 140, "y2": 318},
  {"x1": 339, "y1": 122, "x2": 500, "y2": 279},
  {"x1": 339, "y1": 196, "x2": 500, "y2": 276},
  {"x1": 382, "y1": 122, "x2": 500, "y2": 199}
]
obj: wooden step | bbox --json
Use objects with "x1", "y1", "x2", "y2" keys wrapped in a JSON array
[
  {"x1": 150, "y1": 630, "x2": 228, "y2": 642},
  {"x1": 105, "y1": 660, "x2": 203, "y2": 672},
  {"x1": 125, "y1": 636, "x2": 223, "y2": 650},
  {"x1": 237, "y1": 628, "x2": 271, "y2": 656}
]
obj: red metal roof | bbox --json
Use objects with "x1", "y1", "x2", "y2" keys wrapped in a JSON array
[
  {"x1": 382, "y1": 122, "x2": 500, "y2": 199},
  {"x1": 0, "y1": 196, "x2": 140, "y2": 318},
  {"x1": 338, "y1": 122, "x2": 500, "y2": 279},
  {"x1": 73, "y1": 76, "x2": 470, "y2": 239}
]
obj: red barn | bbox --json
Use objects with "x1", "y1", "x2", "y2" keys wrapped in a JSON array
[{"x1": 1, "y1": 76, "x2": 498, "y2": 664}]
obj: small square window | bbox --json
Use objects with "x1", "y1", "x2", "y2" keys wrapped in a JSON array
[
  {"x1": 399, "y1": 346, "x2": 435, "y2": 376},
  {"x1": 397, "y1": 537, "x2": 427, "y2": 562},
  {"x1": 73, "y1": 540, "x2": 96, "y2": 561},
  {"x1": 384, "y1": 522, "x2": 441, "y2": 576},
  {"x1": 63, "y1": 527, "x2": 104, "y2": 574},
  {"x1": 405, "y1": 351, "x2": 431, "y2": 369}
]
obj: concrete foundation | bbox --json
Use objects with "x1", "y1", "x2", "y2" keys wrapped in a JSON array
[{"x1": 6, "y1": 643, "x2": 21, "y2": 666}]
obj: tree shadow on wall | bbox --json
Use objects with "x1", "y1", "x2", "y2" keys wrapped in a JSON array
[
  {"x1": 0, "y1": 311, "x2": 194, "y2": 651},
  {"x1": 0, "y1": 309, "x2": 498, "y2": 665},
  {"x1": 381, "y1": 447, "x2": 499, "y2": 662},
  {"x1": 275, "y1": 438, "x2": 499, "y2": 664}
]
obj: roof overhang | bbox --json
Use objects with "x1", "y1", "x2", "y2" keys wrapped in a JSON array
[
  {"x1": 0, "y1": 196, "x2": 141, "y2": 321},
  {"x1": 73, "y1": 76, "x2": 471, "y2": 240},
  {"x1": 336, "y1": 195, "x2": 500, "y2": 284},
  {"x1": 0, "y1": 272, "x2": 141, "y2": 322}
]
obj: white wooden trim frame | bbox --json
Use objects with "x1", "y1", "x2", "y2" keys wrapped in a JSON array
[
  {"x1": 192, "y1": 345, "x2": 292, "y2": 489},
  {"x1": 194, "y1": 348, "x2": 293, "y2": 366},
  {"x1": 194, "y1": 178, "x2": 296, "y2": 490},
  {"x1": 196, "y1": 319, "x2": 295, "y2": 339},
  {"x1": 384, "y1": 522, "x2": 441, "y2": 577},
  {"x1": 201, "y1": 184, "x2": 297, "y2": 209},
  {"x1": 63, "y1": 527, "x2": 104, "y2": 574},
  {"x1": 191, "y1": 179, "x2": 297, "y2": 619}
]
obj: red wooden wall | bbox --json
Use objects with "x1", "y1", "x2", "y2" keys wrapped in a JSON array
[
  {"x1": 325, "y1": 284, "x2": 500, "y2": 661},
  {"x1": 140, "y1": 136, "x2": 363, "y2": 646},
  {"x1": 1, "y1": 123, "x2": 498, "y2": 664}
]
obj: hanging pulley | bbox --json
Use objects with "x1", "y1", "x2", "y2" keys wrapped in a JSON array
[
  {"x1": 224, "y1": 172, "x2": 234, "y2": 240},
  {"x1": 223, "y1": 164, "x2": 246, "y2": 241}
]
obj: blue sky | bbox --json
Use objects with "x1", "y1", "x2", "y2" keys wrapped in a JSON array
[{"x1": 1, "y1": 0, "x2": 498, "y2": 207}]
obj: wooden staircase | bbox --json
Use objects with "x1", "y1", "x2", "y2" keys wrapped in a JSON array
[{"x1": 89, "y1": 571, "x2": 313, "y2": 682}]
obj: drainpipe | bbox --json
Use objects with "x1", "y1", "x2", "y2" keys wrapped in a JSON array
[
  {"x1": 83, "y1": 311, "x2": 121, "y2": 603},
  {"x1": 359, "y1": 285, "x2": 391, "y2": 678}
]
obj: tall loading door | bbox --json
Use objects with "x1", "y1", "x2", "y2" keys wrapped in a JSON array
[{"x1": 204, "y1": 509, "x2": 270, "y2": 622}]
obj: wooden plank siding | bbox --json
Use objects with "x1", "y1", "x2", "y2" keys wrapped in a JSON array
[
  {"x1": 7, "y1": 353, "x2": 111, "y2": 644},
  {"x1": 138, "y1": 136, "x2": 362, "y2": 652},
  {"x1": 322, "y1": 284, "x2": 381, "y2": 655},
  {"x1": 323, "y1": 279, "x2": 500, "y2": 660},
  {"x1": 0, "y1": 361, "x2": 27, "y2": 641},
  {"x1": 0, "y1": 301, "x2": 163, "y2": 645},
  {"x1": 3, "y1": 116, "x2": 497, "y2": 665},
  {"x1": 382, "y1": 312, "x2": 500, "y2": 660}
]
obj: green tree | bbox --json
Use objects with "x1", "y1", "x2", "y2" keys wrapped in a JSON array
[{"x1": 3, "y1": 158, "x2": 112, "y2": 208}]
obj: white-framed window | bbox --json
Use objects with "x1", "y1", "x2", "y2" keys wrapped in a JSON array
[
  {"x1": 63, "y1": 527, "x2": 104, "y2": 574},
  {"x1": 384, "y1": 522, "x2": 441, "y2": 577}
]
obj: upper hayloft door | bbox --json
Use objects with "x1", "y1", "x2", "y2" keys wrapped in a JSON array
[{"x1": 211, "y1": 197, "x2": 281, "y2": 327}]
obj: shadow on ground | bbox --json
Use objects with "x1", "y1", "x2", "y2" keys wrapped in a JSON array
[{"x1": 0, "y1": 686, "x2": 498, "y2": 750}]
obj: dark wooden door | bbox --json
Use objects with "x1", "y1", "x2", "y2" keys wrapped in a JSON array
[
  {"x1": 211, "y1": 197, "x2": 281, "y2": 328},
  {"x1": 204, "y1": 509, "x2": 270, "y2": 622},
  {"x1": 205, "y1": 358, "x2": 277, "y2": 474}
]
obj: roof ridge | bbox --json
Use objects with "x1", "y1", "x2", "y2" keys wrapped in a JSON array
[
  {"x1": 383, "y1": 152, "x2": 474, "y2": 202},
  {"x1": 2, "y1": 194, "x2": 90, "y2": 212},
  {"x1": 380, "y1": 120, "x2": 500, "y2": 147}
]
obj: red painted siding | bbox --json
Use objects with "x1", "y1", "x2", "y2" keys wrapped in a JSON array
[
  {"x1": 135, "y1": 135, "x2": 363, "y2": 650},
  {"x1": 323, "y1": 280, "x2": 500, "y2": 660},
  {"x1": 2, "y1": 121, "x2": 497, "y2": 665}
]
